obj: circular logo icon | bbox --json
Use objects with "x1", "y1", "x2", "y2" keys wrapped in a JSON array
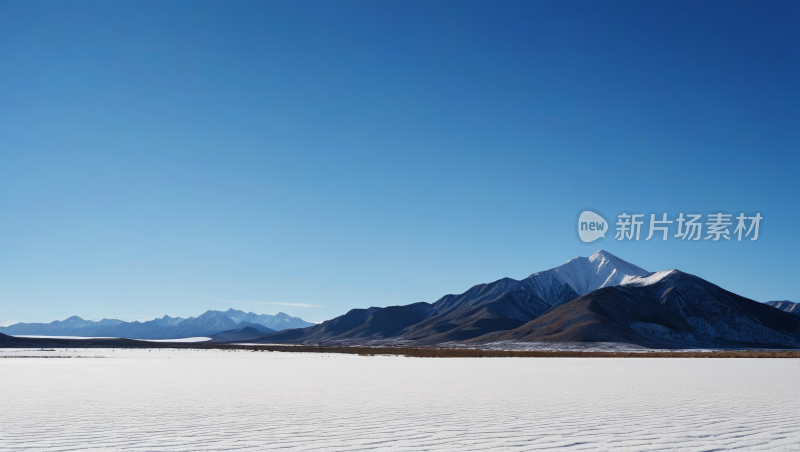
[{"x1": 578, "y1": 211, "x2": 608, "y2": 243}]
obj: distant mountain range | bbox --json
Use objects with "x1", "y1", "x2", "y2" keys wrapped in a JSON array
[
  {"x1": 0, "y1": 309, "x2": 314, "y2": 340},
  {"x1": 249, "y1": 250, "x2": 800, "y2": 349}
]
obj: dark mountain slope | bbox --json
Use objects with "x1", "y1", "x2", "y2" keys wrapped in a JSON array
[
  {"x1": 257, "y1": 303, "x2": 432, "y2": 344},
  {"x1": 402, "y1": 291, "x2": 540, "y2": 342},
  {"x1": 251, "y1": 278, "x2": 572, "y2": 345},
  {"x1": 210, "y1": 326, "x2": 275, "y2": 342},
  {"x1": 234, "y1": 322, "x2": 276, "y2": 333},
  {"x1": 472, "y1": 270, "x2": 800, "y2": 348},
  {"x1": 466, "y1": 296, "x2": 659, "y2": 344},
  {"x1": 251, "y1": 251, "x2": 651, "y2": 345},
  {"x1": 431, "y1": 278, "x2": 555, "y2": 315},
  {"x1": 336, "y1": 304, "x2": 431, "y2": 339},
  {"x1": 252, "y1": 289, "x2": 550, "y2": 345}
]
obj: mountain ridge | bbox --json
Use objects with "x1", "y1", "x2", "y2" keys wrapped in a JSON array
[
  {"x1": 248, "y1": 251, "x2": 799, "y2": 349},
  {"x1": 469, "y1": 270, "x2": 799, "y2": 348},
  {"x1": 0, "y1": 309, "x2": 313, "y2": 340},
  {"x1": 251, "y1": 250, "x2": 659, "y2": 345},
  {"x1": 766, "y1": 300, "x2": 799, "y2": 316}
]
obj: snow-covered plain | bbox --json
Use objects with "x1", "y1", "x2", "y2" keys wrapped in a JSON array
[
  {"x1": 133, "y1": 337, "x2": 212, "y2": 343},
  {"x1": 1, "y1": 348, "x2": 798, "y2": 451},
  {"x1": 9, "y1": 335, "x2": 212, "y2": 342}
]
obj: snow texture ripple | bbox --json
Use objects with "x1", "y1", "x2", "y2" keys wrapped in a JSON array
[{"x1": 1, "y1": 348, "x2": 798, "y2": 451}]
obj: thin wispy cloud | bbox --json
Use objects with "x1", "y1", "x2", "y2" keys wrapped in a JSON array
[{"x1": 221, "y1": 300, "x2": 324, "y2": 308}]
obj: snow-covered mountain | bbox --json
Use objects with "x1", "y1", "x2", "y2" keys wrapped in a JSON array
[
  {"x1": 255, "y1": 250, "x2": 800, "y2": 348},
  {"x1": 219, "y1": 309, "x2": 315, "y2": 330},
  {"x1": 259, "y1": 250, "x2": 657, "y2": 344},
  {"x1": 473, "y1": 269, "x2": 800, "y2": 348},
  {"x1": 766, "y1": 300, "x2": 799, "y2": 316},
  {"x1": 521, "y1": 250, "x2": 651, "y2": 308},
  {"x1": 534, "y1": 250, "x2": 651, "y2": 295},
  {"x1": 431, "y1": 250, "x2": 650, "y2": 316}
]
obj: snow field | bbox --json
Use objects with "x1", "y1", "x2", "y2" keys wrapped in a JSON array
[{"x1": 1, "y1": 349, "x2": 798, "y2": 451}]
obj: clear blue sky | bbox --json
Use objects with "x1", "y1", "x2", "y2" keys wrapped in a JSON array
[{"x1": 1, "y1": 0, "x2": 798, "y2": 325}]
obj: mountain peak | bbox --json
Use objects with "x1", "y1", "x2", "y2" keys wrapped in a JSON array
[
  {"x1": 589, "y1": 249, "x2": 623, "y2": 265},
  {"x1": 589, "y1": 250, "x2": 644, "y2": 270},
  {"x1": 529, "y1": 250, "x2": 651, "y2": 297}
]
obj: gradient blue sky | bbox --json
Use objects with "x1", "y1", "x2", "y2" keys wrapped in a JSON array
[{"x1": 1, "y1": 0, "x2": 798, "y2": 325}]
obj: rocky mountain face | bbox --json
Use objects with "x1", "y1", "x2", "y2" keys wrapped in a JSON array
[
  {"x1": 256, "y1": 250, "x2": 655, "y2": 344},
  {"x1": 253, "y1": 251, "x2": 799, "y2": 349},
  {"x1": 766, "y1": 300, "x2": 799, "y2": 316},
  {"x1": 470, "y1": 270, "x2": 800, "y2": 348}
]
